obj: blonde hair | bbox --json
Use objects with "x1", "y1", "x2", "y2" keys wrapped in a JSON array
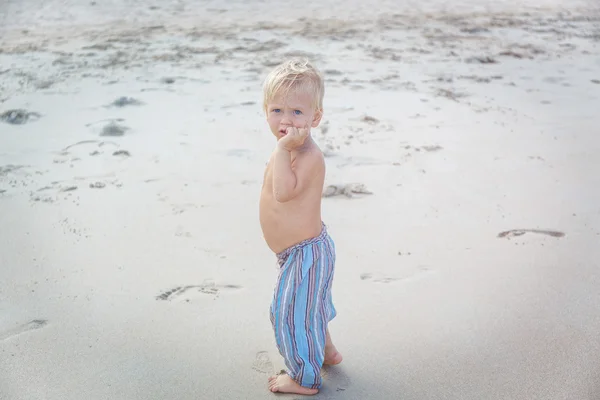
[{"x1": 262, "y1": 58, "x2": 324, "y2": 113}]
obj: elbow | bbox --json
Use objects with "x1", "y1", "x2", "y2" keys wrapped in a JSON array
[
  {"x1": 274, "y1": 190, "x2": 292, "y2": 203},
  {"x1": 273, "y1": 187, "x2": 294, "y2": 203},
  {"x1": 273, "y1": 179, "x2": 298, "y2": 203}
]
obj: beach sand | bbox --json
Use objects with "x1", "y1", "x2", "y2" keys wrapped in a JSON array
[{"x1": 1, "y1": 0, "x2": 599, "y2": 399}]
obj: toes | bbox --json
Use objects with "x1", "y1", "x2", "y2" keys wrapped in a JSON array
[{"x1": 268, "y1": 376, "x2": 278, "y2": 391}]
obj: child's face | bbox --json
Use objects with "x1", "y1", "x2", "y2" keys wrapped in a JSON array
[{"x1": 266, "y1": 89, "x2": 322, "y2": 140}]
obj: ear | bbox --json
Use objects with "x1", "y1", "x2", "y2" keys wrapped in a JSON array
[{"x1": 311, "y1": 109, "x2": 323, "y2": 128}]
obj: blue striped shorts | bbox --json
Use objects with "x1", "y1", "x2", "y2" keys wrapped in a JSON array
[{"x1": 269, "y1": 223, "x2": 337, "y2": 389}]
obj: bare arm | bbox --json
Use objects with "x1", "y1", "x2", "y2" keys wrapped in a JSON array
[
  {"x1": 272, "y1": 145, "x2": 296, "y2": 202},
  {"x1": 272, "y1": 144, "x2": 321, "y2": 203}
]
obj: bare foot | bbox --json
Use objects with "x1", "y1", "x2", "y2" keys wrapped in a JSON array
[
  {"x1": 268, "y1": 373, "x2": 319, "y2": 395},
  {"x1": 324, "y1": 329, "x2": 343, "y2": 365},
  {"x1": 324, "y1": 347, "x2": 343, "y2": 365}
]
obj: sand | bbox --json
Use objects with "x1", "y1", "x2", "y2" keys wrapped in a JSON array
[{"x1": 1, "y1": 0, "x2": 600, "y2": 399}]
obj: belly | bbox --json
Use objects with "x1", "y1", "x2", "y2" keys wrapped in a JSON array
[{"x1": 259, "y1": 195, "x2": 322, "y2": 254}]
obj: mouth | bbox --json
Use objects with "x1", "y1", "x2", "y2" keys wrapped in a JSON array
[{"x1": 279, "y1": 128, "x2": 288, "y2": 136}]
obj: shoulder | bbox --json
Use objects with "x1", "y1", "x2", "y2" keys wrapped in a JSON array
[{"x1": 296, "y1": 145, "x2": 324, "y2": 171}]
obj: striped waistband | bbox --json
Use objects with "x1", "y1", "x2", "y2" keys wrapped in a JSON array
[{"x1": 276, "y1": 222, "x2": 328, "y2": 265}]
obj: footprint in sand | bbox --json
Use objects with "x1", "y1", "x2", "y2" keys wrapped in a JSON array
[
  {"x1": 498, "y1": 50, "x2": 529, "y2": 59},
  {"x1": 461, "y1": 26, "x2": 489, "y2": 34},
  {"x1": 1, "y1": 109, "x2": 41, "y2": 125},
  {"x1": 0, "y1": 164, "x2": 26, "y2": 177},
  {"x1": 252, "y1": 351, "x2": 275, "y2": 375},
  {"x1": 85, "y1": 119, "x2": 129, "y2": 137},
  {"x1": 100, "y1": 121, "x2": 129, "y2": 137},
  {"x1": 0, "y1": 319, "x2": 47, "y2": 341},
  {"x1": 112, "y1": 150, "x2": 131, "y2": 157},
  {"x1": 156, "y1": 280, "x2": 242, "y2": 301},
  {"x1": 361, "y1": 266, "x2": 433, "y2": 283},
  {"x1": 1, "y1": 165, "x2": 42, "y2": 194},
  {"x1": 421, "y1": 145, "x2": 443, "y2": 152},
  {"x1": 435, "y1": 88, "x2": 469, "y2": 102},
  {"x1": 465, "y1": 55, "x2": 498, "y2": 64},
  {"x1": 497, "y1": 229, "x2": 565, "y2": 239},
  {"x1": 360, "y1": 273, "x2": 401, "y2": 283},
  {"x1": 361, "y1": 115, "x2": 379, "y2": 124},
  {"x1": 55, "y1": 140, "x2": 123, "y2": 162},
  {"x1": 107, "y1": 96, "x2": 144, "y2": 108}
]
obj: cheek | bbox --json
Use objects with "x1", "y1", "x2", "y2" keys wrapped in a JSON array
[
  {"x1": 267, "y1": 114, "x2": 279, "y2": 126},
  {"x1": 295, "y1": 114, "x2": 310, "y2": 126}
]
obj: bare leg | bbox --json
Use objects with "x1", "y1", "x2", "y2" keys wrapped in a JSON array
[
  {"x1": 324, "y1": 328, "x2": 343, "y2": 365},
  {"x1": 268, "y1": 373, "x2": 319, "y2": 395}
]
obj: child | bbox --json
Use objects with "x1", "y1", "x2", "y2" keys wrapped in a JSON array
[{"x1": 259, "y1": 58, "x2": 343, "y2": 396}]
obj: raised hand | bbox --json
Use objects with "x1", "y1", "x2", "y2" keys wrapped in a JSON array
[{"x1": 278, "y1": 124, "x2": 310, "y2": 151}]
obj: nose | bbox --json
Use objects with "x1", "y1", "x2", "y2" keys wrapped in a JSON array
[{"x1": 281, "y1": 114, "x2": 292, "y2": 125}]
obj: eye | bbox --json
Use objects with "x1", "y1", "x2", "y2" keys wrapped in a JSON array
[
  {"x1": 294, "y1": 110, "x2": 302, "y2": 115},
  {"x1": 272, "y1": 108, "x2": 281, "y2": 113}
]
